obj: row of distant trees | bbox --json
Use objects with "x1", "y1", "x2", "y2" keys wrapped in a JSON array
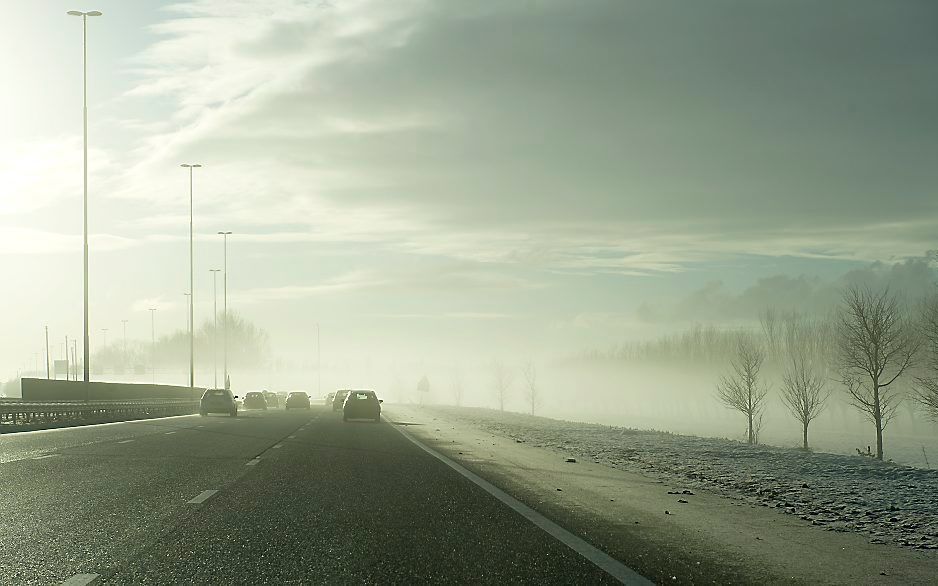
[
  {"x1": 92, "y1": 312, "x2": 270, "y2": 372},
  {"x1": 716, "y1": 285, "x2": 938, "y2": 460},
  {"x1": 441, "y1": 359, "x2": 542, "y2": 415}
]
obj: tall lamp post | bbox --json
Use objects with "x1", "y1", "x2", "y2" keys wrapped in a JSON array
[
  {"x1": 121, "y1": 319, "x2": 128, "y2": 371},
  {"x1": 317, "y1": 323, "x2": 321, "y2": 398},
  {"x1": 149, "y1": 308, "x2": 157, "y2": 382},
  {"x1": 218, "y1": 231, "x2": 232, "y2": 388},
  {"x1": 184, "y1": 292, "x2": 191, "y2": 335},
  {"x1": 181, "y1": 163, "x2": 201, "y2": 388},
  {"x1": 210, "y1": 269, "x2": 221, "y2": 388},
  {"x1": 67, "y1": 9, "x2": 102, "y2": 383},
  {"x1": 45, "y1": 325, "x2": 51, "y2": 380}
]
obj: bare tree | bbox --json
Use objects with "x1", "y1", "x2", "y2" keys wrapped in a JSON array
[
  {"x1": 521, "y1": 360, "x2": 539, "y2": 416},
  {"x1": 781, "y1": 353, "x2": 829, "y2": 450},
  {"x1": 837, "y1": 286, "x2": 921, "y2": 460},
  {"x1": 912, "y1": 294, "x2": 938, "y2": 421},
  {"x1": 717, "y1": 334, "x2": 768, "y2": 444},
  {"x1": 451, "y1": 367, "x2": 464, "y2": 407},
  {"x1": 492, "y1": 359, "x2": 514, "y2": 411},
  {"x1": 759, "y1": 308, "x2": 782, "y2": 362}
]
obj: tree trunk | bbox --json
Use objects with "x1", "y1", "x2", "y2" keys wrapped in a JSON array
[
  {"x1": 875, "y1": 415, "x2": 884, "y2": 460},
  {"x1": 873, "y1": 382, "x2": 884, "y2": 460},
  {"x1": 802, "y1": 423, "x2": 809, "y2": 450},
  {"x1": 747, "y1": 412, "x2": 754, "y2": 444}
]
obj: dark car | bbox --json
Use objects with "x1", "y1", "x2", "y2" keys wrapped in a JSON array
[
  {"x1": 331, "y1": 389, "x2": 351, "y2": 411},
  {"x1": 342, "y1": 390, "x2": 382, "y2": 422},
  {"x1": 285, "y1": 391, "x2": 311, "y2": 410},
  {"x1": 199, "y1": 388, "x2": 238, "y2": 417},
  {"x1": 243, "y1": 391, "x2": 268, "y2": 410},
  {"x1": 263, "y1": 390, "x2": 280, "y2": 409}
]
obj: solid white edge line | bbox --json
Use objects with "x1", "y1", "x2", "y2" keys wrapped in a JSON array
[
  {"x1": 60, "y1": 573, "x2": 100, "y2": 586},
  {"x1": 389, "y1": 418, "x2": 652, "y2": 586},
  {"x1": 187, "y1": 490, "x2": 219, "y2": 504}
]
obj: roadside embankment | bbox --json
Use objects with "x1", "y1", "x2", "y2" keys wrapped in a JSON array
[{"x1": 386, "y1": 405, "x2": 938, "y2": 585}]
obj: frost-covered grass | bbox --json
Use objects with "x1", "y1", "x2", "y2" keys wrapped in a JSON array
[{"x1": 421, "y1": 406, "x2": 938, "y2": 551}]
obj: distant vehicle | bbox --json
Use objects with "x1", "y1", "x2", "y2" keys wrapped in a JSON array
[
  {"x1": 342, "y1": 390, "x2": 382, "y2": 422},
  {"x1": 331, "y1": 389, "x2": 351, "y2": 411},
  {"x1": 243, "y1": 391, "x2": 268, "y2": 410},
  {"x1": 263, "y1": 390, "x2": 280, "y2": 409},
  {"x1": 325, "y1": 391, "x2": 336, "y2": 406},
  {"x1": 199, "y1": 388, "x2": 238, "y2": 417},
  {"x1": 285, "y1": 391, "x2": 311, "y2": 410}
]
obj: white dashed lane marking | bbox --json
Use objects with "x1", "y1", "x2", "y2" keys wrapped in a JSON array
[
  {"x1": 60, "y1": 573, "x2": 100, "y2": 586},
  {"x1": 187, "y1": 490, "x2": 218, "y2": 504},
  {"x1": 246, "y1": 459, "x2": 261, "y2": 466},
  {"x1": 164, "y1": 431, "x2": 176, "y2": 435},
  {"x1": 32, "y1": 454, "x2": 57, "y2": 460},
  {"x1": 117, "y1": 440, "x2": 134, "y2": 444}
]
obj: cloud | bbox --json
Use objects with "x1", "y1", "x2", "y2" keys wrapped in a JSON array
[
  {"x1": 131, "y1": 296, "x2": 179, "y2": 313},
  {"x1": 103, "y1": 0, "x2": 938, "y2": 276},
  {"x1": 0, "y1": 227, "x2": 136, "y2": 255},
  {"x1": 231, "y1": 261, "x2": 539, "y2": 305},
  {"x1": 0, "y1": 137, "x2": 114, "y2": 217},
  {"x1": 640, "y1": 257, "x2": 938, "y2": 324}
]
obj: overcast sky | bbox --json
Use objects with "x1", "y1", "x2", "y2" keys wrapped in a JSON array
[{"x1": 1, "y1": 0, "x2": 937, "y2": 380}]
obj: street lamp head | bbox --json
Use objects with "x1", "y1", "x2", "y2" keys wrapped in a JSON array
[
  {"x1": 67, "y1": 10, "x2": 102, "y2": 16},
  {"x1": 180, "y1": 163, "x2": 203, "y2": 168},
  {"x1": 218, "y1": 231, "x2": 233, "y2": 235}
]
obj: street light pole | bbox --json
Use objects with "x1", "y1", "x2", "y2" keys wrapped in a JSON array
[
  {"x1": 218, "y1": 231, "x2": 232, "y2": 388},
  {"x1": 181, "y1": 163, "x2": 201, "y2": 388},
  {"x1": 45, "y1": 325, "x2": 50, "y2": 380},
  {"x1": 210, "y1": 269, "x2": 220, "y2": 388},
  {"x1": 121, "y1": 319, "x2": 128, "y2": 368},
  {"x1": 317, "y1": 323, "x2": 321, "y2": 398},
  {"x1": 149, "y1": 308, "x2": 157, "y2": 383},
  {"x1": 184, "y1": 292, "x2": 191, "y2": 330},
  {"x1": 101, "y1": 328, "x2": 108, "y2": 350},
  {"x1": 67, "y1": 9, "x2": 102, "y2": 383}
]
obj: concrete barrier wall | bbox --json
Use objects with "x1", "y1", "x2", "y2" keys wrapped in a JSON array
[{"x1": 21, "y1": 378, "x2": 202, "y2": 402}]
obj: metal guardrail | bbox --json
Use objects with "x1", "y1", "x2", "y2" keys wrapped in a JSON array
[{"x1": 0, "y1": 399, "x2": 200, "y2": 425}]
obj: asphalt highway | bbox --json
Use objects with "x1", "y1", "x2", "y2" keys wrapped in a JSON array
[{"x1": 0, "y1": 405, "x2": 620, "y2": 585}]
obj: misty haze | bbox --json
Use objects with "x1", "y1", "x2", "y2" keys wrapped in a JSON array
[{"x1": 2, "y1": 1, "x2": 938, "y2": 585}]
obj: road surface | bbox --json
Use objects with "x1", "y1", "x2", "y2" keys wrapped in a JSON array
[{"x1": 0, "y1": 406, "x2": 627, "y2": 585}]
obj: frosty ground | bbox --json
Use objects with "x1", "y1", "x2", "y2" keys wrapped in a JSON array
[{"x1": 402, "y1": 405, "x2": 938, "y2": 553}]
